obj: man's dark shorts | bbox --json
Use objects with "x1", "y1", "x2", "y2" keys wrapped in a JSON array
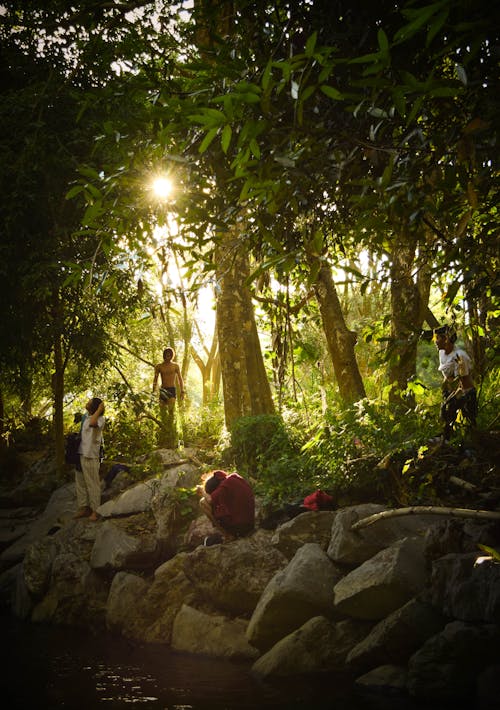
[{"x1": 159, "y1": 386, "x2": 176, "y2": 403}]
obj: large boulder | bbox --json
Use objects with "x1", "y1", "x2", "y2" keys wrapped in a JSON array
[
  {"x1": 327, "y1": 504, "x2": 445, "y2": 567},
  {"x1": 0, "y1": 483, "x2": 76, "y2": 566},
  {"x1": 182, "y1": 530, "x2": 288, "y2": 615},
  {"x1": 111, "y1": 552, "x2": 202, "y2": 644},
  {"x1": 90, "y1": 517, "x2": 161, "y2": 571},
  {"x1": 106, "y1": 571, "x2": 151, "y2": 637},
  {"x1": 271, "y1": 511, "x2": 337, "y2": 559},
  {"x1": 171, "y1": 604, "x2": 259, "y2": 660},
  {"x1": 407, "y1": 621, "x2": 500, "y2": 701},
  {"x1": 246, "y1": 543, "x2": 344, "y2": 651},
  {"x1": 30, "y1": 551, "x2": 110, "y2": 629},
  {"x1": 346, "y1": 597, "x2": 446, "y2": 673},
  {"x1": 251, "y1": 616, "x2": 371, "y2": 679},
  {"x1": 333, "y1": 536, "x2": 427, "y2": 620},
  {"x1": 425, "y1": 553, "x2": 500, "y2": 623}
]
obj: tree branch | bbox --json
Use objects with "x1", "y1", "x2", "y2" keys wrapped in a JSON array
[{"x1": 351, "y1": 506, "x2": 500, "y2": 531}]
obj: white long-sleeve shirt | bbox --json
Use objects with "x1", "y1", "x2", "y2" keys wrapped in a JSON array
[
  {"x1": 438, "y1": 346, "x2": 472, "y2": 381},
  {"x1": 78, "y1": 413, "x2": 105, "y2": 459}
]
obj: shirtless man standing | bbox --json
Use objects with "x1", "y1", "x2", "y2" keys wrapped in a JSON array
[{"x1": 153, "y1": 347, "x2": 185, "y2": 410}]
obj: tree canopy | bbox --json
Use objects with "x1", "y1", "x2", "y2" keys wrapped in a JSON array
[{"x1": 0, "y1": 0, "x2": 498, "y2": 475}]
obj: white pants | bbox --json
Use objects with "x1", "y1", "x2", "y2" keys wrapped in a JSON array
[{"x1": 75, "y1": 456, "x2": 101, "y2": 511}]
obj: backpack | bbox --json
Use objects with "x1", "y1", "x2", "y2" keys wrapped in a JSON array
[{"x1": 65, "y1": 432, "x2": 81, "y2": 466}]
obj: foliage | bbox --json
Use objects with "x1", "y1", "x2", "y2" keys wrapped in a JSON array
[{"x1": 229, "y1": 414, "x2": 308, "y2": 503}]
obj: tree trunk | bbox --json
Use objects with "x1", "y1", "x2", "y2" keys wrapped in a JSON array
[
  {"x1": 312, "y1": 259, "x2": 366, "y2": 403},
  {"x1": 0, "y1": 386, "x2": 4, "y2": 448},
  {"x1": 388, "y1": 231, "x2": 432, "y2": 403},
  {"x1": 215, "y1": 227, "x2": 275, "y2": 429},
  {"x1": 52, "y1": 324, "x2": 65, "y2": 476}
]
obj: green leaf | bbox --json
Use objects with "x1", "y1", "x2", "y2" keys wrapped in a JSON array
[
  {"x1": 66, "y1": 185, "x2": 83, "y2": 199},
  {"x1": 320, "y1": 85, "x2": 343, "y2": 100},
  {"x1": 305, "y1": 32, "x2": 318, "y2": 57},
  {"x1": 426, "y1": 8, "x2": 448, "y2": 45},
  {"x1": 394, "y1": 1, "x2": 448, "y2": 43},
  {"x1": 198, "y1": 127, "x2": 219, "y2": 154},
  {"x1": 261, "y1": 61, "x2": 272, "y2": 90},
  {"x1": 377, "y1": 29, "x2": 389, "y2": 53},
  {"x1": 249, "y1": 138, "x2": 261, "y2": 159},
  {"x1": 221, "y1": 124, "x2": 232, "y2": 154}
]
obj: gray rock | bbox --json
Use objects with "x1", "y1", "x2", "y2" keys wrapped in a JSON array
[
  {"x1": 183, "y1": 530, "x2": 288, "y2": 615},
  {"x1": 355, "y1": 664, "x2": 408, "y2": 692},
  {"x1": 172, "y1": 604, "x2": 259, "y2": 660},
  {"x1": 252, "y1": 616, "x2": 371, "y2": 679},
  {"x1": 106, "y1": 571, "x2": 151, "y2": 636},
  {"x1": 408, "y1": 620, "x2": 500, "y2": 701},
  {"x1": 246, "y1": 542, "x2": 344, "y2": 651},
  {"x1": 346, "y1": 597, "x2": 445, "y2": 672},
  {"x1": 426, "y1": 553, "x2": 500, "y2": 622},
  {"x1": 0, "y1": 483, "x2": 76, "y2": 565},
  {"x1": 90, "y1": 519, "x2": 161, "y2": 571},
  {"x1": 271, "y1": 510, "x2": 337, "y2": 559},
  {"x1": 333, "y1": 536, "x2": 427, "y2": 620},
  {"x1": 327, "y1": 504, "x2": 445, "y2": 567}
]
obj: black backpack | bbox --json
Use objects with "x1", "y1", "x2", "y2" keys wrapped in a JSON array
[{"x1": 65, "y1": 432, "x2": 81, "y2": 465}]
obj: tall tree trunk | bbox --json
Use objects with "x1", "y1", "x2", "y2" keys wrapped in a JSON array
[
  {"x1": 311, "y1": 259, "x2": 366, "y2": 403},
  {"x1": 215, "y1": 227, "x2": 275, "y2": 428},
  {"x1": 0, "y1": 386, "x2": 4, "y2": 448},
  {"x1": 388, "y1": 230, "x2": 432, "y2": 403},
  {"x1": 51, "y1": 290, "x2": 66, "y2": 476}
]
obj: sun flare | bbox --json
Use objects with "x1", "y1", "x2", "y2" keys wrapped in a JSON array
[{"x1": 151, "y1": 176, "x2": 173, "y2": 200}]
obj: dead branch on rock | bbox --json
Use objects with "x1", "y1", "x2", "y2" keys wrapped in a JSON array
[{"x1": 351, "y1": 506, "x2": 500, "y2": 531}]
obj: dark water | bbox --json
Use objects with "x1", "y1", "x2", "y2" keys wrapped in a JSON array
[{"x1": 1, "y1": 614, "x2": 448, "y2": 710}]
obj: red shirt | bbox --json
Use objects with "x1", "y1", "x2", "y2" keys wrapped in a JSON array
[
  {"x1": 303, "y1": 490, "x2": 335, "y2": 511},
  {"x1": 210, "y1": 472, "x2": 255, "y2": 533}
]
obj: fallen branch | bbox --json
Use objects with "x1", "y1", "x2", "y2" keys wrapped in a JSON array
[
  {"x1": 351, "y1": 506, "x2": 500, "y2": 531},
  {"x1": 449, "y1": 475, "x2": 478, "y2": 492}
]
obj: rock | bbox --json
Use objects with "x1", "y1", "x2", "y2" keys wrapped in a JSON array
[
  {"x1": 407, "y1": 620, "x2": 500, "y2": 701},
  {"x1": 183, "y1": 516, "x2": 219, "y2": 549},
  {"x1": 90, "y1": 519, "x2": 161, "y2": 571},
  {"x1": 252, "y1": 616, "x2": 371, "y2": 679},
  {"x1": 0, "y1": 507, "x2": 38, "y2": 553},
  {"x1": 106, "y1": 571, "x2": 151, "y2": 637},
  {"x1": 31, "y1": 551, "x2": 110, "y2": 629},
  {"x1": 327, "y1": 504, "x2": 446, "y2": 567},
  {"x1": 425, "y1": 553, "x2": 500, "y2": 623},
  {"x1": 271, "y1": 510, "x2": 337, "y2": 559},
  {"x1": 182, "y1": 530, "x2": 287, "y2": 615},
  {"x1": 22, "y1": 537, "x2": 57, "y2": 597},
  {"x1": 138, "y1": 554, "x2": 200, "y2": 644},
  {"x1": 0, "y1": 483, "x2": 76, "y2": 566},
  {"x1": 355, "y1": 665, "x2": 408, "y2": 693},
  {"x1": 327, "y1": 504, "x2": 385, "y2": 566},
  {"x1": 97, "y1": 481, "x2": 153, "y2": 518},
  {"x1": 246, "y1": 543, "x2": 344, "y2": 651},
  {"x1": 346, "y1": 597, "x2": 446, "y2": 673},
  {"x1": 171, "y1": 603, "x2": 259, "y2": 660},
  {"x1": 477, "y1": 664, "x2": 500, "y2": 709},
  {"x1": 333, "y1": 536, "x2": 427, "y2": 620}
]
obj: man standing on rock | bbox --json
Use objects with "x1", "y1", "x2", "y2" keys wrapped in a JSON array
[
  {"x1": 434, "y1": 325, "x2": 477, "y2": 440},
  {"x1": 152, "y1": 347, "x2": 185, "y2": 448},
  {"x1": 74, "y1": 397, "x2": 105, "y2": 522}
]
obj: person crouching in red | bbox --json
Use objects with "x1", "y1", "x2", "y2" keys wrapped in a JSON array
[{"x1": 199, "y1": 470, "x2": 255, "y2": 542}]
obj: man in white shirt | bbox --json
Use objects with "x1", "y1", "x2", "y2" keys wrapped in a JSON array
[
  {"x1": 74, "y1": 397, "x2": 105, "y2": 521},
  {"x1": 434, "y1": 326, "x2": 477, "y2": 440}
]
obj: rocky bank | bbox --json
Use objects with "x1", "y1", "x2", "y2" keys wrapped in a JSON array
[{"x1": 0, "y1": 446, "x2": 499, "y2": 708}]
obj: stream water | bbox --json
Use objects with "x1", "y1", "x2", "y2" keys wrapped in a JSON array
[{"x1": 1, "y1": 614, "x2": 449, "y2": 710}]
